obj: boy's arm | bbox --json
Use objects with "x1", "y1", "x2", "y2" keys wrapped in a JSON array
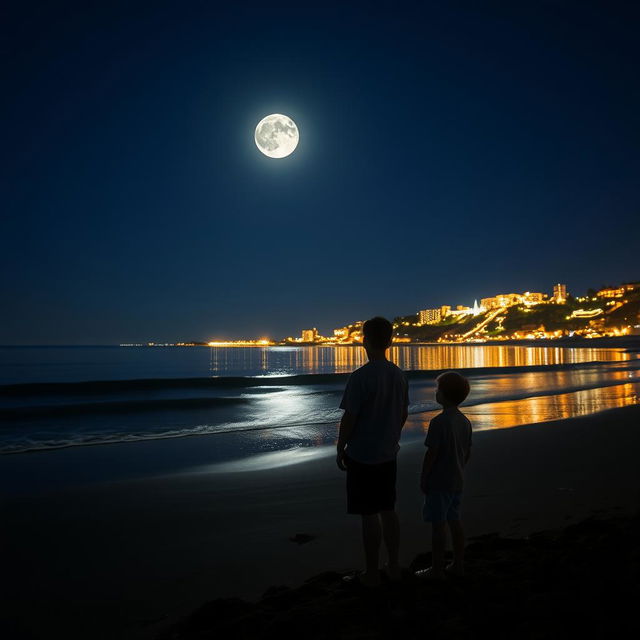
[
  {"x1": 420, "y1": 445, "x2": 439, "y2": 493},
  {"x1": 465, "y1": 418, "x2": 472, "y2": 465},
  {"x1": 421, "y1": 416, "x2": 442, "y2": 492},
  {"x1": 401, "y1": 405, "x2": 408, "y2": 428},
  {"x1": 336, "y1": 410, "x2": 357, "y2": 471},
  {"x1": 401, "y1": 377, "x2": 409, "y2": 428},
  {"x1": 337, "y1": 372, "x2": 362, "y2": 471}
]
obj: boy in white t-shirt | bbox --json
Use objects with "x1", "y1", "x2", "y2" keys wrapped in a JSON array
[{"x1": 337, "y1": 317, "x2": 409, "y2": 587}]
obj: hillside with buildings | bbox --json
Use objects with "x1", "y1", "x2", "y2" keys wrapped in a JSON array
[{"x1": 288, "y1": 281, "x2": 640, "y2": 344}]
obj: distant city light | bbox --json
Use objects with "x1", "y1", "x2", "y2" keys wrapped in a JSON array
[{"x1": 121, "y1": 280, "x2": 639, "y2": 347}]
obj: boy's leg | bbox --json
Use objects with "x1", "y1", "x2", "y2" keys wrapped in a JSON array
[
  {"x1": 380, "y1": 510, "x2": 400, "y2": 575},
  {"x1": 431, "y1": 521, "x2": 447, "y2": 577},
  {"x1": 447, "y1": 519, "x2": 465, "y2": 574},
  {"x1": 446, "y1": 494, "x2": 465, "y2": 575},
  {"x1": 361, "y1": 514, "x2": 382, "y2": 584},
  {"x1": 416, "y1": 491, "x2": 447, "y2": 579}
]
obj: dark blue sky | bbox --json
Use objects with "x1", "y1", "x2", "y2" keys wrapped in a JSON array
[{"x1": 2, "y1": 1, "x2": 639, "y2": 344}]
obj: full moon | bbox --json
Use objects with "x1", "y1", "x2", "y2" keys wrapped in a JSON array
[{"x1": 254, "y1": 114, "x2": 299, "y2": 158}]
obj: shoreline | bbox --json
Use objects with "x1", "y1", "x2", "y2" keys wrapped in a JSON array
[
  {"x1": 1, "y1": 351, "x2": 637, "y2": 461},
  {"x1": 2, "y1": 375, "x2": 638, "y2": 487},
  {"x1": 2, "y1": 335, "x2": 640, "y2": 348},
  {"x1": 2, "y1": 405, "x2": 639, "y2": 639}
]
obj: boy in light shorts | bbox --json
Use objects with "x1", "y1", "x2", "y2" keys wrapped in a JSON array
[{"x1": 418, "y1": 371, "x2": 472, "y2": 579}]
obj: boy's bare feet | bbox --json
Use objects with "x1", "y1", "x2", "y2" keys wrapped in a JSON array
[
  {"x1": 382, "y1": 562, "x2": 402, "y2": 582},
  {"x1": 414, "y1": 567, "x2": 445, "y2": 580},
  {"x1": 445, "y1": 562, "x2": 465, "y2": 577}
]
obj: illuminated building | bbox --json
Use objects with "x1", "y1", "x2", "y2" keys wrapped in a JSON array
[
  {"x1": 480, "y1": 297, "x2": 498, "y2": 309},
  {"x1": 498, "y1": 294, "x2": 520, "y2": 307},
  {"x1": 597, "y1": 287, "x2": 625, "y2": 298},
  {"x1": 419, "y1": 308, "x2": 442, "y2": 325},
  {"x1": 418, "y1": 302, "x2": 475, "y2": 325},
  {"x1": 553, "y1": 283, "x2": 567, "y2": 303},
  {"x1": 346, "y1": 321, "x2": 363, "y2": 343},
  {"x1": 447, "y1": 305, "x2": 472, "y2": 318},
  {"x1": 301, "y1": 328, "x2": 318, "y2": 342},
  {"x1": 521, "y1": 292, "x2": 546, "y2": 305},
  {"x1": 482, "y1": 292, "x2": 546, "y2": 309},
  {"x1": 328, "y1": 321, "x2": 363, "y2": 343},
  {"x1": 333, "y1": 327, "x2": 349, "y2": 340},
  {"x1": 481, "y1": 294, "x2": 518, "y2": 309},
  {"x1": 553, "y1": 284, "x2": 566, "y2": 302},
  {"x1": 499, "y1": 294, "x2": 520, "y2": 306}
]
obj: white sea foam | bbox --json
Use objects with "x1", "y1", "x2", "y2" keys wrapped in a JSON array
[{"x1": 180, "y1": 445, "x2": 335, "y2": 474}]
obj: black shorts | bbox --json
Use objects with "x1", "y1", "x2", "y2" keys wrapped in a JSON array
[{"x1": 345, "y1": 455, "x2": 397, "y2": 515}]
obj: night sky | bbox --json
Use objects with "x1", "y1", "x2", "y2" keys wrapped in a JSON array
[{"x1": 2, "y1": 1, "x2": 639, "y2": 344}]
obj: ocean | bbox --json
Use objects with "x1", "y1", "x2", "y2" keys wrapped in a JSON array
[{"x1": 1, "y1": 344, "x2": 639, "y2": 461}]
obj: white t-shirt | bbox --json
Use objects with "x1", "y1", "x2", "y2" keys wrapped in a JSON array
[
  {"x1": 339, "y1": 359, "x2": 409, "y2": 464},
  {"x1": 424, "y1": 409, "x2": 472, "y2": 492}
]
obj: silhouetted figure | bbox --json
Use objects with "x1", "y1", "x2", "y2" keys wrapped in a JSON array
[
  {"x1": 417, "y1": 371, "x2": 472, "y2": 579},
  {"x1": 337, "y1": 317, "x2": 409, "y2": 587}
]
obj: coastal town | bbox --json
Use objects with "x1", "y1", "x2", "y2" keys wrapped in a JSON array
[
  {"x1": 286, "y1": 280, "x2": 640, "y2": 344},
  {"x1": 123, "y1": 280, "x2": 640, "y2": 347}
]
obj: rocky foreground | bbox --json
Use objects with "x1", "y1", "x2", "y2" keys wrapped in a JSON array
[{"x1": 159, "y1": 513, "x2": 639, "y2": 639}]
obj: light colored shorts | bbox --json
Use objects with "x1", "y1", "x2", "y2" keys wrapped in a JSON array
[{"x1": 423, "y1": 491, "x2": 462, "y2": 523}]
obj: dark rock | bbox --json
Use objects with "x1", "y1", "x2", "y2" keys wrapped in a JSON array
[
  {"x1": 261, "y1": 584, "x2": 290, "y2": 598},
  {"x1": 289, "y1": 533, "x2": 316, "y2": 544},
  {"x1": 303, "y1": 570, "x2": 343, "y2": 586}
]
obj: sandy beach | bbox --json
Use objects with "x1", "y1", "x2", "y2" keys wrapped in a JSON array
[{"x1": 2, "y1": 404, "x2": 639, "y2": 639}]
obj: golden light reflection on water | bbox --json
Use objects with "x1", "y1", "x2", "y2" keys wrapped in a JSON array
[
  {"x1": 470, "y1": 365, "x2": 637, "y2": 401},
  {"x1": 209, "y1": 345, "x2": 634, "y2": 376},
  {"x1": 331, "y1": 345, "x2": 634, "y2": 373},
  {"x1": 387, "y1": 346, "x2": 632, "y2": 372},
  {"x1": 407, "y1": 382, "x2": 639, "y2": 435}
]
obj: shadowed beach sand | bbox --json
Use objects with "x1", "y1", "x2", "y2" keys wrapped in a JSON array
[
  {"x1": 161, "y1": 513, "x2": 640, "y2": 639},
  {"x1": 1, "y1": 405, "x2": 639, "y2": 639}
]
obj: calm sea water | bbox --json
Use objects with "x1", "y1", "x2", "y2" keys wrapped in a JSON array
[
  {"x1": 0, "y1": 344, "x2": 636, "y2": 384},
  {"x1": 0, "y1": 345, "x2": 638, "y2": 458}
]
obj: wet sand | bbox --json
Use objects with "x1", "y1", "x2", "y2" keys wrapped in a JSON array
[{"x1": 2, "y1": 405, "x2": 639, "y2": 639}]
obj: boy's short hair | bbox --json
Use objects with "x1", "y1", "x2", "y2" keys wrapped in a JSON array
[
  {"x1": 363, "y1": 317, "x2": 393, "y2": 350},
  {"x1": 436, "y1": 371, "x2": 470, "y2": 406}
]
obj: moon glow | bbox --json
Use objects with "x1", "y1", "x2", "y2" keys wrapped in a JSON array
[{"x1": 254, "y1": 114, "x2": 299, "y2": 158}]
